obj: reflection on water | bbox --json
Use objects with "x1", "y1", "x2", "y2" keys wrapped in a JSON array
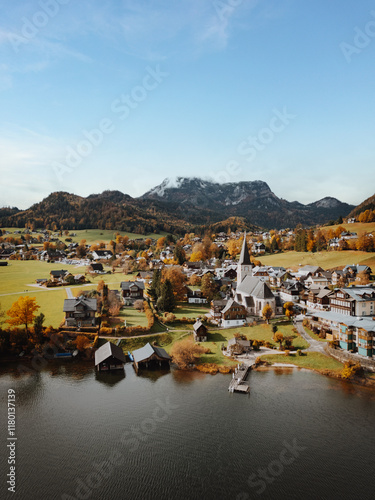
[{"x1": 0, "y1": 360, "x2": 374, "y2": 500}]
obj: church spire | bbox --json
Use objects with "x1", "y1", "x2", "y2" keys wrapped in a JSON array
[{"x1": 239, "y1": 232, "x2": 251, "y2": 265}]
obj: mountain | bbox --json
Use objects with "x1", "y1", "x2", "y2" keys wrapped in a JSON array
[
  {"x1": 347, "y1": 193, "x2": 375, "y2": 218},
  {"x1": 141, "y1": 177, "x2": 354, "y2": 229},
  {"x1": 0, "y1": 178, "x2": 355, "y2": 233}
]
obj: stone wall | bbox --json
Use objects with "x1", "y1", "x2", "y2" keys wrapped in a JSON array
[{"x1": 324, "y1": 344, "x2": 375, "y2": 372}]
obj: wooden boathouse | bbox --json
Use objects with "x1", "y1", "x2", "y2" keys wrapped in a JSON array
[
  {"x1": 132, "y1": 343, "x2": 171, "y2": 371},
  {"x1": 95, "y1": 342, "x2": 126, "y2": 372}
]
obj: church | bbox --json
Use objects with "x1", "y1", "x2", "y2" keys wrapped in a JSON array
[{"x1": 235, "y1": 233, "x2": 277, "y2": 317}]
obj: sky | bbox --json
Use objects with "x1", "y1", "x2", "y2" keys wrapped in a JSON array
[{"x1": 0, "y1": 0, "x2": 374, "y2": 209}]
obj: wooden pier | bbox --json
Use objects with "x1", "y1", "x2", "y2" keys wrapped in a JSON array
[{"x1": 228, "y1": 363, "x2": 251, "y2": 393}]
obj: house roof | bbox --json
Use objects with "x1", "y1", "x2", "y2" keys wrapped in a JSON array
[
  {"x1": 227, "y1": 338, "x2": 251, "y2": 347},
  {"x1": 51, "y1": 269, "x2": 68, "y2": 276},
  {"x1": 95, "y1": 341, "x2": 126, "y2": 366},
  {"x1": 120, "y1": 281, "x2": 145, "y2": 291},
  {"x1": 221, "y1": 298, "x2": 243, "y2": 314},
  {"x1": 132, "y1": 342, "x2": 171, "y2": 363},
  {"x1": 238, "y1": 232, "x2": 251, "y2": 266},
  {"x1": 63, "y1": 296, "x2": 97, "y2": 312},
  {"x1": 90, "y1": 263, "x2": 104, "y2": 270},
  {"x1": 193, "y1": 320, "x2": 207, "y2": 331}
]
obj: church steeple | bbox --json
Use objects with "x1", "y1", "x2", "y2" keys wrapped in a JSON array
[{"x1": 237, "y1": 232, "x2": 252, "y2": 283}]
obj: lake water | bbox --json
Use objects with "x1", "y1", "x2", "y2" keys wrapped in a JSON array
[{"x1": 0, "y1": 360, "x2": 374, "y2": 500}]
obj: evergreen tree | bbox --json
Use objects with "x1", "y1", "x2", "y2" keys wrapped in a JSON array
[
  {"x1": 173, "y1": 244, "x2": 186, "y2": 265},
  {"x1": 149, "y1": 269, "x2": 162, "y2": 301},
  {"x1": 156, "y1": 279, "x2": 175, "y2": 312}
]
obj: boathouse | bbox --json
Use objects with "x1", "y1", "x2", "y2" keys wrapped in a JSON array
[
  {"x1": 95, "y1": 342, "x2": 126, "y2": 372},
  {"x1": 132, "y1": 343, "x2": 171, "y2": 371}
]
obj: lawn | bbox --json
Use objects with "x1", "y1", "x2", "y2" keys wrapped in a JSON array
[
  {"x1": 260, "y1": 352, "x2": 344, "y2": 372},
  {"x1": 0, "y1": 288, "x2": 68, "y2": 328},
  {"x1": 1, "y1": 227, "x2": 167, "y2": 245},
  {"x1": 173, "y1": 303, "x2": 210, "y2": 320},
  {"x1": 259, "y1": 250, "x2": 375, "y2": 271}
]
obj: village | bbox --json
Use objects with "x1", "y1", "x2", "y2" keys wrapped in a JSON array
[{"x1": 1, "y1": 222, "x2": 375, "y2": 386}]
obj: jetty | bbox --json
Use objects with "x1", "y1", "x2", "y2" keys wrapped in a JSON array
[{"x1": 228, "y1": 363, "x2": 251, "y2": 393}]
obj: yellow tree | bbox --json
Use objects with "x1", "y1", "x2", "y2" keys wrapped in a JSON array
[
  {"x1": 6, "y1": 296, "x2": 40, "y2": 334},
  {"x1": 262, "y1": 304, "x2": 273, "y2": 324},
  {"x1": 162, "y1": 267, "x2": 186, "y2": 301}
]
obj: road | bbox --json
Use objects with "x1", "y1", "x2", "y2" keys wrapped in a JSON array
[{"x1": 294, "y1": 318, "x2": 327, "y2": 354}]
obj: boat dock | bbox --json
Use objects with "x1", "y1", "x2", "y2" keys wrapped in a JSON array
[{"x1": 228, "y1": 363, "x2": 251, "y2": 393}]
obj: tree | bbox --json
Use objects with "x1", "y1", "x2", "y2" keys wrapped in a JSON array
[
  {"x1": 283, "y1": 302, "x2": 295, "y2": 321},
  {"x1": 6, "y1": 296, "x2": 40, "y2": 334},
  {"x1": 171, "y1": 338, "x2": 209, "y2": 369},
  {"x1": 149, "y1": 269, "x2": 162, "y2": 301},
  {"x1": 173, "y1": 244, "x2": 186, "y2": 265},
  {"x1": 0, "y1": 301, "x2": 5, "y2": 326},
  {"x1": 274, "y1": 332, "x2": 284, "y2": 350},
  {"x1": 33, "y1": 313, "x2": 45, "y2": 343},
  {"x1": 75, "y1": 335, "x2": 91, "y2": 352},
  {"x1": 201, "y1": 274, "x2": 218, "y2": 302},
  {"x1": 162, "y1": 267, "x2": 186, "y2": 301},
  {"x1": 262, "y1": 304, "x2": 273, "y2": 324},
  {"x1": 156, "y1": 279, "x2": 175, "y2": 312},
  {"x1": 133, "y1": 300, "x2": 144, "y2": 311}
]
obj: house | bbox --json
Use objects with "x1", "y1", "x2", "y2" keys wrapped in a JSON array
[
  {"x1": 220, "y1": 299, "x2": 247, "y2": 328},
  {"x1": 227, "y1": 338, "x2": 251, "y2": 356},
  {"x1": 132, "y1": 342, "x2": 171, "y2": 370},
  {"x1": 210, "y1": 299, "x2": 228, "y2": 321},
  {"x1": 134, "y1": 270, "x2": 154, "y2": 282},
  {"x1": 193, "y1": 320, "x2": 208, "y2": 342},
  {"x1": 305, "y1": 275, "x2": 330, "y2": 288},
  {"x1": 251, "y1": 242, "x2": 266, "y2": 254},
  {"x1": 343, "y1": 265, "x2": 372, "y2": 283},
  {"x1": 50, "y1": 270, "x2": 71, "y2": 283},
  {"x1": 279, "y1": 280, "x2": 305, "y2": 302},
  {"x1": 186, "y1": 288, "x2": 207, "y2": 304},
  {"x1": 120, "y1": 281, "x2": 145, "y2": 305},
  {"x1": 331, "y1": 270, "x2": 348, "y2": 287},
  {"x1": 306, "y1": 287, "x2": 331, "y2": 310},
  {"x1": 297, "y1": 265, "x2": 324, "y2": 277},
  {"x1": 95, "y1": 341, "x2": 126, "y2": 371},
  {"x1": 330, "y1": 286, "x2": 375, "y2": 317},
  {"x1": 63, "y1": 296, "x2": 97, "y2": 327},
  {"x1": 89, "y1": 263, "x2": 104, "y2": 273},
  {"x1": 92, "y1": 250, "x2": 113, "y2": 261}
]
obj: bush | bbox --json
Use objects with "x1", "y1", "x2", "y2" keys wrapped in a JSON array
[
  {"x1": 252, "y1": 340, "x2": 260, "y2": 351},
  {"x1": 297, "y1": 349, "x2": 303, "y2": 356},
  {"x1": 341, "y1": 362, "x2": 363, "y2": 380},
  {"x1": 284, "y1": 350, "x2": 290, "y2": 356}
]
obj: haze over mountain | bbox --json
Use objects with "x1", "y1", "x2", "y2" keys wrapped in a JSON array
[{"x1": 0, "y1": 177, "x2": 357, "y2": 233}]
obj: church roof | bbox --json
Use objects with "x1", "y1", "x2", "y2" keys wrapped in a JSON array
[
  {"x1": 238, "y1": 232, "x2": 251, "y2": 266},
  {"x1": 237, "y1": 275, "x2": 275, "y2": 300}
]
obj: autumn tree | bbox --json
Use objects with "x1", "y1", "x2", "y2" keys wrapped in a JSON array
[
  {"x1": 75, "y1": 335, "x2": 91, "y2": 352},
  {"x1": 262, "y1": 304, "x2": 273, "y2": 324},
  {"x1": 173, "y1": 244, "x2": 186, "y2": 265},
  {"x1": 189, "y1": 274, "x2": 202, "y2": 286},
  {"x1": 0, "y1": 301, "x2": 5, "y2": 325},
  {"x1": 162, "y1": 267, "x2": 186, "y2": 301},
  {"x1": 156, "y1": 237, "x2": 166, "y2": 249},
  {"x1": 33, "y1": 313, "x2": 45, "y2": 343},
  {"x1": 6, "y1": 296, "x2": 40, "y2": 334},
  {"x1": 274, "y1": 332, "x2": 284, "y2": 350},
  {"x1": 201, "y1": 274, "x2": 219, "y2": 302},
  {"x1": 283, "y1": 302, "x2": 295, "y2": 321},
  {"x1": 133, "y1": 299, "x2": 145, "y2": 311},
  {"x1": 171, "y1": 338, "x2": 210, "y2": 369},
  {"x1": 227, "y1": 238, "x2": 242, "y2": 258}
]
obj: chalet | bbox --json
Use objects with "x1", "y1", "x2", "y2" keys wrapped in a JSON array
[
  {"x1": 306, "y1": 287, "x2": 331, "y2": 310},
  {"x1": 269, "y1": 270, "x2": 290, "y2": 287},
  {"x1": 50, "y1": 269, "x2": 71, "y2": 283},
  {"x1": 135, "y1": 270, "x2": 154, "y2": 282},
  {"x1": 251, "y1": 242, "x2": 266, "y2": 254},
  {"x1": 331, "y1": 270, "x2": 348, "y2": 287},
  {"x1": 186, "y1": 288, "x2": 207, "y2": 304},
  {"x1": 227, "y1": 338, "x2": 251, "y2": 356},
  {"x1": 132, "y1": 342, "x2": 171, "y2": 370},
  {"x1": 63, "y1": 296, "x2": 97, "y2": 327},
  {"x1": 210, "y1": 299, "x2": 228, "y2": 321},
  {"x1": 297, "y1": 265, "x2": 324, "y2": 277},
  {"x1": 39, "y1": 250, "x2": 66, "y2": 262},
  {"x1": 92, "y1": 250, "x2": 113, "y2": 261},
  {"x1": 220, "y1": 299, "x2": 247, "y2": 328},
  {"x1": 279, "y1": 280, "x2": 305, "y2": 303},
  {"x1": 252, "y1": 266, "x2": 270, "y2": 281},
  {"x1": 120, "y1": 281, "x2": 145, "y2": 305},
  {"x1": 89, "y1": 263, "x2": 104, "y2": 273},
  {"x1": 193, "y1": 320, "x2": 208, "y2": 342},
  {"x1": 305, "y1": 275, "x2": 330, "y2": 288},
  {"x1": 95, "y1": 342, "x2": 126, "y2": 371},
  {"x1": 343, "y1": 265, "x2": 372, "y2": 283}
]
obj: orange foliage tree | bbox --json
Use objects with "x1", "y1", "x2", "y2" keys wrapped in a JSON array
[
  {"x1": 171, "y1": 338, "x2": 210, "y2": 369},
  {"x1": 6, "y1": 296, "x2": 40, "y2": 334}
]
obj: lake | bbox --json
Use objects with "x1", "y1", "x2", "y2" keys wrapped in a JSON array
[{"x1": 0, "y1": 361, "x2": 374, "y2": 500}]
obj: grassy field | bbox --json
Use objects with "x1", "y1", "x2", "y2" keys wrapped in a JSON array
[
  {"x1": 1, "y1": 227, "x2": 167, "y2": 245},
  {"x1": 259, "y1": 250, "x2": 375, "y2": 270},
  {"x1": 303, "y1": 326, "x2": 329, "y2": 342},
  {"x1": 260, "y1": 352, "x2": 344, "y2": 372},
  {"x1": 173, "y1": 303, "x2": 210, "y2": 319},
  {"x1": 320, "y1": 222, "x2": 375, "y2": 235}
]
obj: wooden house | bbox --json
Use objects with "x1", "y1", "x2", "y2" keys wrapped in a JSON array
[
  {"x1": 95, "y1": 342, "x2": 126, "y2": 371},
  {"x1": 120, "y1": 281, "x2": 145, "y2": 305},
  {"x1": 227, "y1": 338, "x2": 251, "y2": 356},
  {"x1": 193, "y1": 320, "x2": 208, "y2": 342},
  {"x1": 132, "y1": 343, "x2": 171, "y2": 371},
  {"x1": 63, "y1": 296, "x2": 97, "y2": 327}
]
